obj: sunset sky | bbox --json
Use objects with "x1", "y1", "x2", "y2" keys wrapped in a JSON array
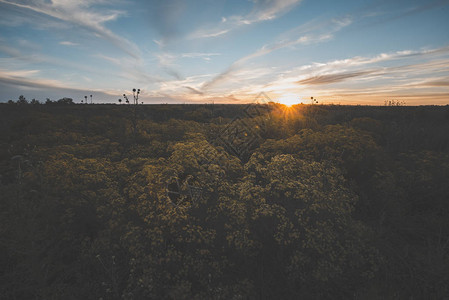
[{"x1": 1, "y1": 0, "x2": 448, "y2": 105}]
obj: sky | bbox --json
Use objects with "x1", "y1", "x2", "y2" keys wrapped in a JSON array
[{"x1": 0, "y1": 0, "x2": 448, "y2": 105}]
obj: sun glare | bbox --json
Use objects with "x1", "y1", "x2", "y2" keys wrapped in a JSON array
[{"x1": 278, "y1": 94, "x2": 299, "y2": 107}]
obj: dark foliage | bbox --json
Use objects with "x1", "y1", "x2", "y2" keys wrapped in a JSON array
[{"x1": 1, "y1": 103, "x2": 448, "y2": 299}]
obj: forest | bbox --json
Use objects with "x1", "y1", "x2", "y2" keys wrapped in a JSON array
[{"x1": 1, "y1": 99, "x2": 449, "y2": 299}]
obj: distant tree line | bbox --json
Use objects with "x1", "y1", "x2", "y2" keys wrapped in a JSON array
[{"x1": 6, "y1": 95, "x2": 76, "y2": 105}]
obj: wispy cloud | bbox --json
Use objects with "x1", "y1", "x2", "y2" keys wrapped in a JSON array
[
  {"x1": 0, "y1": 68, "x2": 79, "y2": 90},
  {"x1": 247, "y1": 0, "x2": 303, "y2": 22},
  {"x1": 0, "y1": 67, "x2": 131, "y2": 101},
  {"x1": 0, "y1": 69, "x2": 129, "y2": 102},
  {"x1": 0, "y1": 43, "x2": 22, "y2": 58},
  {"x1": 201, "y1": 16, "x2": 352, "y2": 90},
  {"x1": 181, "y1": 52, "x2": 221, "y2": 59},
  {"x1": 143, "y1": 0, "x2": 185, "y2": 44},
  {"x1": 183, "y1": 86, "x2": 204, "y2": 95},
  {"x1": 1, "y1": 39, "x2": 159, "y2": 96},
  {"x1": 253, "y1": 46, "x2": 448, "y2": 93},
  {"x1": 0, "y1": 42, "x2": 134, "y2": 82},
  {"x1": 0, "y1": 0, "x2": 140, "y2": 58},
  {"x1": 196, "y1": 29, "x2": 230, "y2": 39},
  {"x1": 262, "y1": 46, "x2": 449, "y2": 104},
  {"x1": 59, "y1": 41, "x2": 78, "y2": 46},
  {"x1": 297, "y1": 70, "x2": 374, "y2": 85},
  {"x1": 190, "y1": 0, "x2": 303, "y2": 39},
  {"x1": 417, "y1": 79, "x2": 449, "y2": 87},
  {"x1": 148, "y1": 73, "x2": 215, "y2": 101},
  {"x1": 294, "y1": 47, "x2": 449, "y2": 84},
  {"x1": 354, "y1": 0, "x2": 449, "y2": 30},
  {"x1": 154, "y1": 53, "x2": 184, "y2": 80},
  {"x1": 151, "y1": 52, "x2": 219, "y2": 80},
  {"x1": 94, "y1": 53, "x2": 165, "y2": 85}
]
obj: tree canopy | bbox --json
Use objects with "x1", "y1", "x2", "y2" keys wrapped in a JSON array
[{"x1": 1, "y1": 103, "x2": 448, "y2": 298}]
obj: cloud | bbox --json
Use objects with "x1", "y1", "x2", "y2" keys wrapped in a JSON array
[
  {"x1": 0, "y1": 42, "x2": 140, "y2": 83},
  {"x1": 246, "y1": 0, "x2": 303, "y2": 22},
  {"x1": 190, "y1": 0, "x2": 303, "y2": 39},
  {"x1": 0, "y1": 0, "x2": 140, "y2": 58},
  {"x1": 183, "y1": 86, "x2": 204, "y2": 95},
  {"x1": 152, "y1": 52, "x2": 220, "y2": 81},
  {"x1": 149, "y1": 73, "x2": 215, "y2": 100},
  {"x1": 0, "y1": 69, "x2": 40, "y2": 77},
  {"x1": 59, "y1": 41, "x2": 78, "y2": 46},
  {"x1": 0, "y1": 68, "x2": 129, "y2": 102},
  {"x1": 94, "y1": 53, "x2": 165, "y2": 84},
  {"x1": 0, "y1": 68, "x2": 80, "y2": 90},
  {"x1": 400, "y1": 76, "x2": 449, "y2": 88},
  {"x1": 278, "y1": 47, "x2": 448, "y2": 104},
  {"x1": 420, "y1": 80, "x2": 449, "y2": 87},
  {"x1": 0, "y1": 43, "x2": 22, "y2": 58},
  {"x1": 144, "y1": 0, "x2": 185, "y2": 43},
  {"x1": 153, "y1": 39, "x2": 165, "y2": 48},
  {"x1": 1, "y1": 40, "x2": 161, "y2": 94},
  {"x1": 285, "y1": 46, "x2": 449, "y2": 81},
  {"x1": 297, "y1": 70, "x2": 374, "y2": 85},
  {"x1": 201, "y1": 16, "x2": 352, "y2": 90},
  {"x1": 154, "y1": 53, "x2": 184, "y2": 80},
  {"x1": 181, "y1": 52, "x2": 221, "y2": 59},
  {"x1": 192, "y1": 29, "x2": 230, "y2": 39},
  {"x1": 356, "y1": 0, "x2": 449, "y2": 29},
  {"x1": 164, "y1": 68, "x2": 184, "y2": 80}
]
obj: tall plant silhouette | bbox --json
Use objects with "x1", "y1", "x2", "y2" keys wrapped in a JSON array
[
  {"x1": 123, "y1": 94, "x2": 129, "y2": 104},
  {"x1": 132, "y1": 88, "x2": 141, "y2": 105},
  {"x1": 122, "y1": 88, "x2": 141, "y2": 140}
]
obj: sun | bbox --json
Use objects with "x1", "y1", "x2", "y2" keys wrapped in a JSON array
[{"x1": 278, "y1": 94, "x2": 299, "y2": 107}]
